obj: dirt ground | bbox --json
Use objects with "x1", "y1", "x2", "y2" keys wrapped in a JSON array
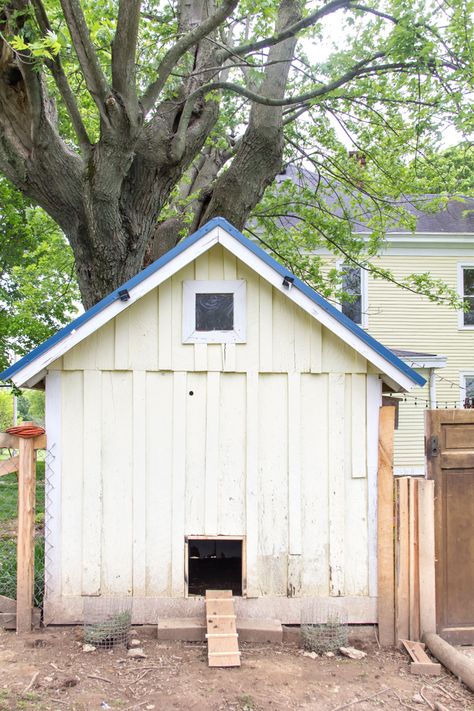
[{"x1": 0, "y1": 626, "x2": 473, "y2": 711}]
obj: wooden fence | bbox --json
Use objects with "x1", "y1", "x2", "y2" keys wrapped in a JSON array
[
  {"x1": 0, "y1": 426, "x2": 46, "y2": 633},
  {"x1": 378, "y1": 405, "x2": 436, "y2": 646}
]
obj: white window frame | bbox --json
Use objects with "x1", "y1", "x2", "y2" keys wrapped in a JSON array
[
  {"x1": 457, "y1": 263, "x2": 474, "y2": 330},
  {"x1": 182, "y1": 279, "x2": 246, "y2": 343},
  {"x1": 460, "y1": 372, "x2": 474, "y2": 405},
  {"x1": 336, "y1": 260, "x2": 369, "y2": 329}
]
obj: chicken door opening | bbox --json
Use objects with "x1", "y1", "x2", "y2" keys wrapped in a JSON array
[{"x1": 187, "y1": 538, "x2": 243, "y2": 596}]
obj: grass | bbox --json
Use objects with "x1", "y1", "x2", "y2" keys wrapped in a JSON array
[{"x1": 0, "y1": 460, "x2": 46, "y2": 608}]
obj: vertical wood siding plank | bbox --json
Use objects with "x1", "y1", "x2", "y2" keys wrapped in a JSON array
[
  {"x1": 223, "y1": 249, "x2": 237, "y2": 279},
  {"x1": 101, "y1": 372, "x2": 133, "y2": 594},
  {"x1": 114, "y1": 310, "x2": 130, "y2": 370},
  {"x1": 129, "y1": 291, "x2": 159, "y2": 370},
  {"x1": 43, "y1": 371, "x2": 62, "y2": 623},
  {"x1": 367, "y1": 375, "x2": 382, "y2": 597},
  {"x1": 208, "y1": 244, "x2": 224, "y2": 279},
  {"x1": 194, "y1": 343, "x2": 208, "y2": 371},
  {"x1": 259, "y1": 279, "x2": 272, "y2": 372},
  {"x1": 185, "y1": 373, "x2": 207, "y2": 535},
  {"x1": 272, "y1": 290, "x2": 293, "y2": 372},
  {"x1": 171, "y1": 371, "x2": 187, "y2": 595},
  {"x1": 60, "y1": 371, "x2": 84, "y2": 597},
  {"x1": 351, "y1": 374, "x2": 367, "y2": 478},
  {"x1": 205, "y1": 371, "x2": 220, "y2": 535},
  {"x1": 132, "y1": 370, "x2": 146, "y2": 595},
  {"x1": 146, "y1": 372, "x2": 173, "y2": 595},
  {"x1": 310, "y1": 321, "x2": 322, "y2": 373},
  {"x1": 218, "y1": 374, "x2": 246, "y2": 534},
  {"x1": 395, "y1": 477, "x2": 410, "y2": 644},
  {"x1": 344, "y1": 376, "x2": 369, "y2": 595},
  {"x1": 158, "y1": 280, "x2": 172, "y2": 370},
  {"x1": 172, "y1": 265, "x2": 195, "y2": 371},
  {"x1": 377, "y1": 405, "x2": 396, "y2": 646},
  {"x1": 288, "y1": 372, "x2": 302, "y2": 555},
  {"x1": 246, "y1": 372, "x2": 259, "y2": 597},
  {"x1": 82, "y1": 370, "x2": 102, "y2": 596},
  {"x1": 258, "y1": 374, "x2": 288, "y2": 596},
  {"x1": 235, "y1": 261, "x2": 258, "y2": 372},
  {"x1": 328, "y1": 373, "x2": 345, "y2": 596},
  {"x1": 195, "y1": 252, "x2": 209, "y2": 280},
  {"x1": 223, "y1": 343, "x2": 236, "y2": 372}
]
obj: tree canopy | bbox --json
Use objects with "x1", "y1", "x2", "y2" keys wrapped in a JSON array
[
  {"x1": 0, "y1": 0, "x2": 472, "y2": 312},
  {"x1": 0, "y1": 177, "x2": 79, "y2": 371}
]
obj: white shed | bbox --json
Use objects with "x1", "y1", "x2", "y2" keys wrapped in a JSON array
[{"x1": 1, "y1": 217, "x2": 424, "y2": 625}]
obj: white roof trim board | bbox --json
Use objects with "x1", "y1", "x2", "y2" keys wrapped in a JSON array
[{"x1": 0, "y1": 218, "x2": 425, "y2": 392}]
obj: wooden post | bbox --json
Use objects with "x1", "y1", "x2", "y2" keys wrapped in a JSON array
[
  {"x1": 408, "y1": 478, "x2": 420, "y2": 641},
  {"x1": 377, "y1": 405, "x2": 396, "y2": 646},
  {"x1": 395, "y1": 477, "x2": 409, "y2": 645},
  {"x1": 418, "y1": 480, "x2": 436, "y2": 636},
  {"x1": 16, "y1": 436, "x2": 37, "y2": 634}
]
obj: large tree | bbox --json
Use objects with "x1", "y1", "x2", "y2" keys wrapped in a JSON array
[{"x1": 0, "y1": 0, "x2": 472, "y2": 309}]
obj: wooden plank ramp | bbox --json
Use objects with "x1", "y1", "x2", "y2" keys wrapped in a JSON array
[
  {"x1": 400, "y1": 639, "x2": 441, "y2": 675},
  {"x1": 205, "y1": 590, "x2": 241, "y2": 667}
]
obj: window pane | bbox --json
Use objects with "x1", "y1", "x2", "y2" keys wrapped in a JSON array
[
  {"x1": 342, "y1": 298, "x2": 362, "y2": 324},
  {"x1": 464, "y1": 296, "x2": 474, "y2": 326},
  {"x1": 341, "y1": 265, "x2": 362, "y2": 324},
  {"x1": 195, "y1": 293, "x2": 234, "y2": 331},
  {"x1": 463, "y1": 268, "x2": 474, "y2": 296},
  {"x1": 465, "y1": 376, "x2": 474, "y2": 399}
]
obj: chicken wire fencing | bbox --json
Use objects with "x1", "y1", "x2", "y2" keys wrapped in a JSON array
[
  {"x1": 0, "y1": 445, "x2": 55, "y2": 622},
  {"x1": 301, "y1": 599, "x2": 349, "y2": 653}
]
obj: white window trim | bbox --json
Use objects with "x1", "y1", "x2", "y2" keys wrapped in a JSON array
[
  {"x1": 457, "y1": 262, "x2": 474, "y2": 330},
  {"x1": 336, "y1": 259, "x2": 369, "y2": 329},
  {"x1": 460, "y1": 371, "x2": 474, "y2": 404},
  {"x1": 182, "y1": 279, "x2": 246, "y2": 343}
]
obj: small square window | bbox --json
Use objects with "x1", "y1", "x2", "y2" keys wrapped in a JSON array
[
  {"x1": 183, "y1": 280, "x2": 246, "y2": 343},
  {"x1": 195, "y1": 293, "x2": 234, "y2": 331}
]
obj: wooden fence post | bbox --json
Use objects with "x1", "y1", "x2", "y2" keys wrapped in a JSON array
[
  {"x1": 16, "y1": 436, "x2": 36, "y2": 633},
  {"x1": 395, "y1": 477, "x2": 409, "y2": 645},
  {"x1": 418, "y1": 479, "x2": 436, "y2": 636},
  {"x1": 377, "y1": 405, "x2": 396, "y2": 646}
]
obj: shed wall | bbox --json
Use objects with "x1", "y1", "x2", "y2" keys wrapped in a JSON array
[{"x1": 46, "y1": 245, "x2": 375, "y2": 622}]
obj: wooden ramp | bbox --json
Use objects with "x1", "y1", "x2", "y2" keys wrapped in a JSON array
[{"x1": 205, "y1": 590, "x2": 241, "y2": 667}]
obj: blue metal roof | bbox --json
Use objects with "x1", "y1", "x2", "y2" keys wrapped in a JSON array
[{"x1": 0, "y1": 216, "x2": 425, "y2": 387}]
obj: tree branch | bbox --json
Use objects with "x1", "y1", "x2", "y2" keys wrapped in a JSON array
[
  {"x1": 30, "y1": 0, "x2": 91, "y2": 151},
  {"x1": 112, "y1": 0, "x2": 141, "y2": 108},
  {"x1": 217, "y1": 0, "x2": 397, "y2": 62},
  {"x1": 141, "y1": 0, "x2": 239, "y2": 114},
  {"x1": 59, "y1": 0, "x2": 109, "y2": 111},
  {"x1": 170, "y1": 51, "x2": 394, "y2": 158}
]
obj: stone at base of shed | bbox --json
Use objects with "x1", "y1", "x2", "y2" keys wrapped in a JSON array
[{"x1": 157, "y1": 617, "x2": 283, "y2": 643}]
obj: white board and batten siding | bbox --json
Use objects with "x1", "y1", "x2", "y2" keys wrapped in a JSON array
[{"x1": 45, "y1": 244, "x2": 377, "y2": 624}]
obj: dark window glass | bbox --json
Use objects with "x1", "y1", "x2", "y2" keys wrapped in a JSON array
[
  {"x1": 466, "y1": 376, "x2": 474, "y2": 399},
  {"x1": 341, "y1": 265, "x2": 362, "y2": 324},
  {"x1": 463, "y1": 268, "x2": 474, "y2": 326},
  {"x1": 195, "y1": 293, "x2": 234, "y2": 331}
]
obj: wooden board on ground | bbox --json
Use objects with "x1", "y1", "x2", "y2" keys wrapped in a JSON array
[
  {"x1": 205, "y1": 589, "x2": 241, "y2": 668},
  {"x1": 400, "y1": 639, "x2": 441, "y2": 675}
]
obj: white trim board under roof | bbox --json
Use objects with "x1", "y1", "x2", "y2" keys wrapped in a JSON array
[{"x1": 0, "y1": 218, "x2": 425, "y2": 393}]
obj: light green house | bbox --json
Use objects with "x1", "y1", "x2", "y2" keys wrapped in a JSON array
[{"x1": 334, "y1": 197, "x2": 474, "y2": 474}]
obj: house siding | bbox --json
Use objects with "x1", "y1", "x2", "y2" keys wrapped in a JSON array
[{"x1": 367, "y1": 254, "x2": 474, "y2": 469}]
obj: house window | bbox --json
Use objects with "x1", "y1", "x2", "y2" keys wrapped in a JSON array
[
  {"x1": 340, "y1": 264, "x2": 368, "y2": 328},
  {"x1": 183, "y1": 280, "x2": 246, "y2": 343},
  {"x1": 459, "y1": 265, "x2": 474, "y2": 328},
  {"x1": 462, "y1": 373, "x2": 474, "y2": 408}
]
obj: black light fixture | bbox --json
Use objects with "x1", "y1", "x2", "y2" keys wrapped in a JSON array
[
  {"x1": 282, "y1": 275, "x2": 294, "y2": 290},
  {"x1": 118, "y1": 288, "x2": 130, "y2": 302}
]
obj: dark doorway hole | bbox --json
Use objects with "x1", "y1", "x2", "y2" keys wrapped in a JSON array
[{"x1": 187, "y1": 538, "x2": 242, "y2": 596}]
